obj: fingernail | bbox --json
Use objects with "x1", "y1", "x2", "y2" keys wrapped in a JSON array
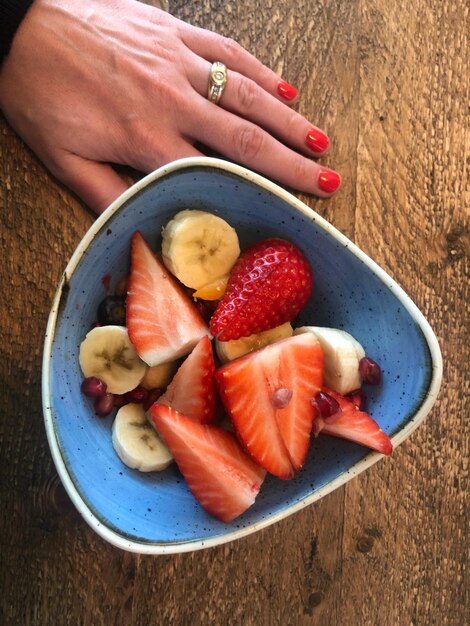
[
  {"x1": 277, "y1": 80, "x2": 298, "y2": 101},
  {"x1": 306, "y1": 128, "x2": 330, "y2": 153},
  {"x1": 318, "y1": 169, "x2": 341, "y2": 193}
]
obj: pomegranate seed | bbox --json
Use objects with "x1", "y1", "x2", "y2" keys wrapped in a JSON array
[
  {"x1": 101, "y1": 273, "x2": 112, "y2": 293},
  {"x1": 81, "y1": 376, "x2": 107, "y2": 398},
  {"x1": 125, "y1": 386, "x2": 149, "y2": 404},
  {"x1": 359, "y1": 356, "x2": 382, "y2": 385},
  {"x1": 311, "y1": 391, "x2": 340, "y2": 418},
  {"x1": 345, "y1": 388, "x2": 365, "y2": 409},
  {"x1": 94, "y1": 393, "x2": 115, "y2": 417},
  {"x1": 272, "y1": 387, "x2": 293, "y2": 408},
  {"x1": 144, "y1": 387, "x2": 163, "y2": 410}
]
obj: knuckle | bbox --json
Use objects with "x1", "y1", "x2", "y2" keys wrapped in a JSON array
[
  {"x1": 148, "y1": 7, "x2": 172, "y2": 28},
  {"x1": 221, "y1": 36, "x2": 244, "y2": 63},
  {"x1": 283, "y1": 112, "x2": 302, "y2": 138},
  {"x1": 233, "y1": 124, "x2": 265, "y2": 162},
  {"x1": 236, "y1": 76, "x2": 258, "y2": 111},
  {"x1": 124, "y1": 119, "x2": 166, "y2": 169},
  {"x1": 144, "y1": 74, "x2": 182, "y2": 111},
  {"x1": 291, "y1": 155, "x2": 312, "y2": 183},
  {"x1": 124, "y1": 115, "x2": 150, "y2": 152},
  {"x1": 152, "y1": 39, "x2": 180, "y2": 65}
]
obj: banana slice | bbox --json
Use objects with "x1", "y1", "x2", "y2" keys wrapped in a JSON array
[
  {"x1": 216, "y1": 322, "x2": 294, "y2": 363},
  {"x1": 140, "y1": 360, "x2": 179, "y2": 391},
  {"x1": 79, "y1": 325, "x2": 147, "y2": 395},
  {"x1": 294, "y1": 326, "x2": 365, "y2": 395},
  {"x1": 161, "y1": 209, "x2": 240, "y2": 290},
  {"x1": 112, "y1": 403, "x2": 173, "y2": 472}
]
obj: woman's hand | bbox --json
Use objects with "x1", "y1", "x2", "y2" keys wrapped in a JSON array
[{"x1": 0, "y1": 0, "x2": 341, "y2": 213}]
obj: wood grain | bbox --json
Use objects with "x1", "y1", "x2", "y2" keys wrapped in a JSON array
[{"x1": 0, "y1": 1, "x2": 468, "y2": 625}]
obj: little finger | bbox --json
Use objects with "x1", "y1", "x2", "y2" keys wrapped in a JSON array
[{"x1": 186, "y1": 104, "x2": 341, "y2": 197}]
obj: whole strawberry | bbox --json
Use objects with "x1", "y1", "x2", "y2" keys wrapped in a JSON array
[{"x1": 210, "y1": 238, "x2": 313, "y2": 341}]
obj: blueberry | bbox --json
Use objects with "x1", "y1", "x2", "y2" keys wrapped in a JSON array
[{"x1": 97, "y1": 295, "x2": 126, "y2": 326}]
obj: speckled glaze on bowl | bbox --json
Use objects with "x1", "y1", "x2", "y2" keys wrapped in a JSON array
[{"x1": 42, "y1": 157, "x2": 442, "y2": 554}]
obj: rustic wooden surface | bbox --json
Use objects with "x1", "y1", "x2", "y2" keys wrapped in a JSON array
[{"x1": 0, "y1": 0, "x2": 468, "y2": 624}]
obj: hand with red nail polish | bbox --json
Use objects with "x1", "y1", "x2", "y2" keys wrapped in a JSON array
[{"x1": 0, "y1": 0, "x2": 340, "y2": 213}]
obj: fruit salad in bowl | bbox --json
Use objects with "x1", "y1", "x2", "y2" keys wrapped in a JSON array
[{"x1": 42, "y1": 157, "x2": 442, "y2": 553}]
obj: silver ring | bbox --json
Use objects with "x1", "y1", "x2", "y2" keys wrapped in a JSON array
[{"x1": 207, "y1": 62, "x2": 228, "y2": 105}]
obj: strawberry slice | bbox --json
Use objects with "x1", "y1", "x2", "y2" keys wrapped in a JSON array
[
  {"x1": 314, "y1": 388, "x2": 393, "y2": 455},
  {"x1": 210, "y1": 238, "x2": 313, "y2": 341},
  {"x1": 157, "y1": 336, "x2": 216, "y2": 424},
  {"x1": 150, "y1": 404, "x2": 266, "y2": 523},
  {"x1": 215, "y1": 333, "x2": 323, "y2": 479},
  {"x1": 127, "y1": 232, "x2": 210, "y2": 366}
]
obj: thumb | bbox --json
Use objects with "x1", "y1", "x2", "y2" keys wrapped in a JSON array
[{"x1": 53, "y1": 152, "x2": 129, "y2": 214}]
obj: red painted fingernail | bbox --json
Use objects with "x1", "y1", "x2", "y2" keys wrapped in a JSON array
[
  {"x1": 318, "y1": 169, "x2": 341, "y2": 193},
  {"x1": 306, "y1": 128, "x2": 330, "y2": 153},
  {"x1": 277, "y1": 80, "x2": 298, "y2": 101}
]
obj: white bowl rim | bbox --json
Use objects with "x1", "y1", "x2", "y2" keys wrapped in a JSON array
[{"x1": 42, "y1": 156, "x2": 443, "y2": 554}]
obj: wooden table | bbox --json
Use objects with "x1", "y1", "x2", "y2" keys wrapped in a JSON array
[{"x1": 1, "y1": 1, "x2": 468, "y2": 624}]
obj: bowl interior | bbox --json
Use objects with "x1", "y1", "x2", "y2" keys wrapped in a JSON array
[{"x1": 45, "y1": 162, "x2": 437, "y2": 549}]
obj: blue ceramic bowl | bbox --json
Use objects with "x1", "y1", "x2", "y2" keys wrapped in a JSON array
[{"x1": 42, "y1": 157, "x2": 442, "y2": 553}]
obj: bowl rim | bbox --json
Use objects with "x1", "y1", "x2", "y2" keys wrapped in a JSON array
[{"x1": 42, "y1": 156, "x2": 443, "y2": 554}]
